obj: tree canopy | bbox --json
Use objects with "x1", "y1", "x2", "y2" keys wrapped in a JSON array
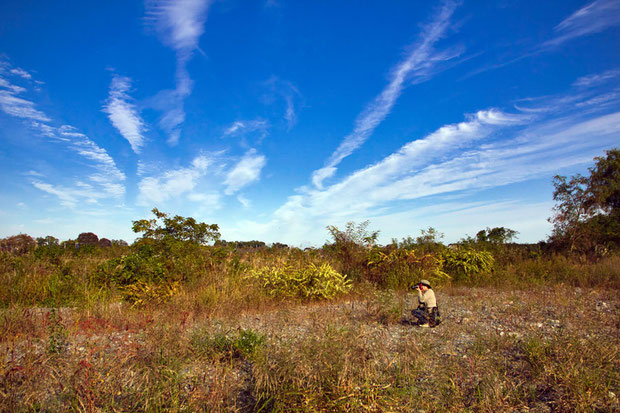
[
  {"x1": 550, "y1": 148, "x2": 620, "y2": 254},
  {"x1": 132, "y1": 208, "x2": 221, "y2": 245}
]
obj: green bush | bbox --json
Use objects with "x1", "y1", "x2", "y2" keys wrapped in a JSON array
[
  {"x1": 442, "y1": 247, "x2": 494, "y2": 281},
  {"x1": 246, "y1": 262, "x2": 351, "y2": 299},
  {"x1": 96, "y1": 251, "x2": 166, "y2": 286}
]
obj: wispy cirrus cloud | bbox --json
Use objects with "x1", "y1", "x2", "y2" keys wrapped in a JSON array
[
  {"x1": 31, "y1": 179, "x2": 123, "y2": 208},
  {"x1": 224, "y1": 149, "x2": 267, "y2": 195},
  {"x1": 543, "y1": 0, "x2": 620, "y2": 48},
  {"x1": 0, "y1": 76, "x2": 26, "y2": 94},
  {"x1": 9, "y1": 67, "x2": 32, "y2": 80},
  {"x1": 311, "y1": 1, "x2": 461, "y2": 188},
  {"x1": 0, "y1": 90, "x2": 51, "y2": 122},
  {"x1": 0, "y1": 66, "x2": 49, "y2": 122},
  {"x1": 223, "y1": 119, "x2": 270, "y2": 138},
  {"x1": 103, "y1": 75, "x2": 146, "y2": 154},
  {"x1": 145, "y1": 0, "x2": 212, "y2": 145},
  {"x1": 0, "y1": 60, "x2": 126, "y2": 207},
  {"x1": 465, "y1": 1, "x2": 620, "y2": 79},
  {"x1": 573, "y1": 69, "x2": 620, "y2": 88},
  {"x1": 262, "y1": 77, "x2": 302, "y2": 131}
]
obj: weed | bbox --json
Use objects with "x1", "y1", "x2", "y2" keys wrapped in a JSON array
[{"x1": 47, "y1": 308, "x2": 67, "y2": 353}]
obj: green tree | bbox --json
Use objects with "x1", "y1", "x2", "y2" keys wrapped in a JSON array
[
  {"x1": 549, "y1": 148, "x2": 620, "y2": 254},
  {"x1": 475, "y1": 227, "x2": 519, "y2": 245},
  {"x1": 132, "y1": 208, "x2": 220, "y2": 245}
]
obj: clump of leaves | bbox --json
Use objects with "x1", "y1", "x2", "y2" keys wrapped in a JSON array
[{"x1": 246, "y1": 263, "x2": 351, "y2": 299}]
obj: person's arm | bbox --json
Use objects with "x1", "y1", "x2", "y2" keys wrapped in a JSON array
[{"x1": 417, "y1": 289, "x2": 426, "y2": 309}]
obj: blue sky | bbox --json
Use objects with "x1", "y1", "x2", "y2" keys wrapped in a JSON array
[{"x1": 1, "y1": 0, "x2": 619, "y2": 246}]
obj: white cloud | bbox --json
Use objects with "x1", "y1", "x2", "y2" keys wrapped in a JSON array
[
  {"x1": 224, "y1": 149, "x2": 267, "y2": 195},
  {"x1": 0, "y1": 60, "x2": 126, "y2": 210},
  {"x1": 103, "y1": 75, "x2": 146, "y2": 154},
  {"x1": 237, "y1": 194, "x2": 251, "y2": 208},
  {"x1": 0, "y1": 76, "x2": 26, "y2": 94},
  {"x1": 145, "y1": 0, "x2": 212, "y2": 145},
  {"x1": 263, "y1": 78, "x2": 302, "y2": 130},
  {"x1": 223, "y1": 119, "x2": 270, "y2": 137},
  {"x1": 29, "y1": 124, "x2": 127, "y2": 206},
  {"x1": 138, "y1": 154, "x2": 211, "y2": 205},
  {"x1": 0, "y1": 90, "x2": 51, "y2": 122},
  {"x1": 544, "y1": 0, "x2": 620, "y2": 48},
  {"x1": 573, "y1": 69, "x2": 620, "y2": 88},
  {"x1": 30, "y1": 121, "x2": 59, "y2": 139},
  {"x1": 146, "y1": 0, "x2": 211, "y2": 54},
  {"x1": 32, "y1": 181, "x2": 103, "y2": 208},
  {"x1": 311, "y1": 1, "x2": 460, "y2": 188},
  {"x1": 9, "y1": 67, "x2": 32, "y2": 80},
  {"x1": 187, "y1": 192, "x2": 222, "y2": 211},
  {"x1": 58, "y1": 125, "x2": 126, "y2": 183}
]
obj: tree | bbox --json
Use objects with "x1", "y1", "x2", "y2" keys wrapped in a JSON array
[
  {"x1": 132, "y1": 208, "x2": 220, "y2": 245},
  {"x1": 549, "y1": 174, "x2": 592, "y2": 252},
  {"x1": 77, "y1": 232, "x2": 99, "y2": 246},
  {"x1": 475, "y1": 227, "x2": 519, "y2": 245},
  {"x1": 587, "y1": 148, "x2": 620, "y2": 214},
  {"x1": 549, "y1": 148, "x2": 620, "y2": 254}
]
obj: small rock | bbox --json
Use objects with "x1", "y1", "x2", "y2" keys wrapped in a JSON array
[{"x1": 609, "y1": 391, "x2": 616, "y2": 399}]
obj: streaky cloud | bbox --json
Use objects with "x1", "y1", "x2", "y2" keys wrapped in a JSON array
[
  {"x1": 145, "y1": 0, "x2": 212, "y2": 146},
  {"x1": 103, "y1": 75, "x2": 146, "y2": 154},
  {"x1": 573, "y1": 69, "x2": 620, "y2": 88},
  {"x1": 0, "y1": 90, "x2": 50, "y2": 122},
  {"x1": 223, "y1": 119, "x2": 270, "y2": 138},
  {"x1": 543, "y1": 0, "x2": 620, "y2": 48},
  {"x1": 311, "y1": 1, "x2": 460, "y2": 189}
]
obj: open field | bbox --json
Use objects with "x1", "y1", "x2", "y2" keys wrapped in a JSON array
[{"x1": 2, "y1": 284, "x2": 618, "y2": 412}]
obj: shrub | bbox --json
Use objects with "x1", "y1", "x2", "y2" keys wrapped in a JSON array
[
  {"x1": 246, "y1": 262, "x2": 351, "y2": 300},
  {"x1": 191, "y1": 328, "x2": 265, "y2": 361},
  {"x1": 121, "y1": 280, "x2": 179, "y2": 307},
  {"x1": 96, "y1": 251, "x2": 166, "y2": 286},
  {"x1": 366, "y1": 247, "x2": 450, "y2": 288},
  {"x1": 442, "y1": 247, "x2": 494, "y2": 281}
]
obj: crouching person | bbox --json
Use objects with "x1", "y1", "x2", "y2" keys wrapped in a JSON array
[{"x1": 411, "y1": 279, "x2": 440, "y2": 328}]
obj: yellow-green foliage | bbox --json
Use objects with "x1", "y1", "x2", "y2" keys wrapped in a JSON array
[
  {"x1": 442, "y1": 247, "x2": 495, "y2": 281},
  {"x1": 122, "y1": 280, "x2": 179, "y2": 307},
  {"x1": 366, "y1": 248, "x2": 450, "y2": 288},
  {"x1": 246, "y1": 263, "x2": 351, "y2": 299}
]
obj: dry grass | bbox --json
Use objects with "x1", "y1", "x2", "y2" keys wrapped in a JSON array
[{"x1": 1, "y1": 284, "x2": 618, "y2": 412}]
